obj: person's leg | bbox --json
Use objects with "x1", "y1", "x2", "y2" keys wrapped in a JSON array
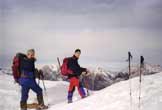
[
  {"x1": 30, "y1": 80, "x2": 48, "y2": 109},
  {"x1": 30, "y1": 81, "x2": 43, "y2": 105},
  {"x1": 68, "y1": 86, "x2": 75, "y2": 103},
  {"x1": 77, "y1": 81, "x2": 86, "y2": 98},
  {"x1": 67, "y1": 77, "x2": 78, "y2": 103},
  {"x1": 20, "y1": 85, "x2": 30, "y2": 110}
]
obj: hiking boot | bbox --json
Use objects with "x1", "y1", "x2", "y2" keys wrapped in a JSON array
[
  {"x1": 68, "y1": 100, "x2": 73, "y2": 104},
  {"x1": 37, "y1": 95, "x2": 44, "y2": 105},
  {"x1": 82, "y1": 96, "x2": 87, "y2": 99},
  {"x1": 37, "y1": 104, "x2": 48, "y2": 109},
  {"x1": 20, "y1": 101, "x2": 27, "y2": 110}
]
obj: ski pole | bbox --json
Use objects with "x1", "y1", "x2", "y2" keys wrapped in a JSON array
[
  {"x1": 42, "y1": 79, "x2": 49, "y2": 106},
  {"x1": 42, "y1": 79, "x2": 47, "y2": 92},
  {"x1": 57, "y1": 57, "x2": 61, "y2": 69},
  {"x1": 57, "y1": 57, "x2": 62, "y2": 77},
  {"x1": 139, "y1": 56, "x2": 144, "y2": 110},
  {"x1": 38, "y1": 78, "x2": 40, "y2": 85},
  {"x1": 83, "y1": 76, "x2": 90, "y2": 96},
  {"x1": 128, "y1": 51, "x2": 133, "y2": 110},
  {"x1": 40, "y1": 74, "x2": 49, "y2": 106},
  {"x1": 39, "y1": 69, "x2": 47, "y2": 91}
]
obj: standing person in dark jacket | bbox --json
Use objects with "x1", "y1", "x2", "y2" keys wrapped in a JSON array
[
  {"x1": 17, "y1": 49, "x2": 48, "y2": 110},
  {"x1": 67, "y1": 49, "x2": 88, "y2": 103}
]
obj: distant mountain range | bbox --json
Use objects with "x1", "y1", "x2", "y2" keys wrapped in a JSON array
[{"x1": 1, "y1": 63, "x2": 162, "y2": 90}]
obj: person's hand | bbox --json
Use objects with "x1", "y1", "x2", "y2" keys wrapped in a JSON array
[
  {"x1": 82, "y1": 71, "x2": 91, "y2": 76},
  {"x1": 86, "y1": 69, "x2": 90, "y2": 73},
  {"x1": 85, "y1": 72, "x2": 91, "y2": 76},
  {"x1": 85, "y1": 69, "x2": 91, "y2": 76},
  {"x1": 39, "y1": 69, "x2": 44, "y2": 79},
  {"x1": 82, "y1": 72, "x2": 87, "y2": 76}
]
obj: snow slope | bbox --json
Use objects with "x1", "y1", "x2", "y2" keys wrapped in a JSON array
[
  {"x1": 0, "y1": 71, "x2": 162, "y2": 110},
  {"x1": 0, "y1": 72, "x2": 70, "y2": 110},
  {"x1": 48, "y1": 72, "x2": 162, "y2": 110}
]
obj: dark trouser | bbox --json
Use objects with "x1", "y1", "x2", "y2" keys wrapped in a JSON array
[{"x1": 19, "y1": 78, "x2": 44, "y2": 109}]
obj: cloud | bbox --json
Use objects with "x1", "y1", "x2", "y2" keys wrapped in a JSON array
[
  {"x1": 3, "y1": 0, "x2": 162, "y2": 29},
  {"x1": 1, "y1": 0, "x2": 162, "y2": 67}
]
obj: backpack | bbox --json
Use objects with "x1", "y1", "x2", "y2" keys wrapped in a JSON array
[
  {"x1": 12, "y1": 53, "x2": 26, "y2": 81},
  {"x1": 60, "y1": 58, "x2": 73, "y2": 76}
]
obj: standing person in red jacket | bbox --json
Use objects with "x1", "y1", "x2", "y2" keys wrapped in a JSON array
[{"x1": 67, "y1": 49, "x2": 88, "y2": 103}]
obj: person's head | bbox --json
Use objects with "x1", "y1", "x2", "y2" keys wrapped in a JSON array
[
  {"x1": 27, "y1": 49, "x2": 35, "y2": 59},
  {"x1": 74, "y1": 49, "x2": 81, "y2": 59}
]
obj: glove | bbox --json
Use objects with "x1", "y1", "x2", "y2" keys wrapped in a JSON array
[
  {"x1": 38, "y1": 69, "x2": 44, "y2": 79},
  {"x1": 86, "y1": 69, "x2": 90, "y2": 73},
  {"x1": 83, "y1": 69, "x2": 91, "y2": 76},
  {"x1": 35, "y1": 69, "x2": 44, "y2": 79},
  {"x1": 82, "y1": 72, "x2": 87, "y2": 76}
]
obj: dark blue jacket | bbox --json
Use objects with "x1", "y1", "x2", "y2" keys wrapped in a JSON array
[
  {"x1": 17, "y1": 53, "x2": 36, "y2": 85},
  {"x1": 20, "y1": 57, "x2": 35, "y2": 74},
  {"x1": 16, "y1": 53, "x2": 35, "y2": 74}
]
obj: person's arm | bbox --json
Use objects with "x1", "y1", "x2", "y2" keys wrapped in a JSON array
[
  {"x1": 70, "y1": 59, "x2": 87, "y2": 75},
  {"x1": 76, "y1": 62, "x2": 87, "y2": 73}
]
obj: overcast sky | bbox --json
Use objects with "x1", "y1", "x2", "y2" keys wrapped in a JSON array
[{"x1": 0, "y1": 0, "x2": 162, "y2": 67}]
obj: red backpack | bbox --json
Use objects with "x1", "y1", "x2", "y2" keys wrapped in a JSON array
[
  {"x1": 61, "y1": 58, "x2": 73, "y2": 76},
  {"x1": 12, "y1": 53, "x2": 26, "y2": 81}
]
